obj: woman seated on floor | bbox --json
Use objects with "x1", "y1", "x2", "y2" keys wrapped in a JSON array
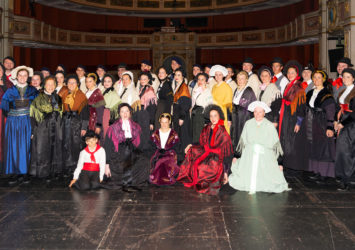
[
  {"x1": 102, "y1": 103, "x2": 149, "y2": 192},
  {"x1": 228, "y1": 101, "x2": 290, "y2": 194},
  {"x1": 149, "y1": 113, "x2": 180, "y2": 186},
  {"x1": 177, "y1": 105, "x2": 233, "y2": 195}
]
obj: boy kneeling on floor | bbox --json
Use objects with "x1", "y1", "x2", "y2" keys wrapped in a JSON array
[{"x1": 69, "y1": 130, "x2": 106, "y2": 190}]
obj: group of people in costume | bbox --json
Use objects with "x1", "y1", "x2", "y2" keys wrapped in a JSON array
[{"x1": 0, "y1": 55, "x2": 354, "y2": 195}]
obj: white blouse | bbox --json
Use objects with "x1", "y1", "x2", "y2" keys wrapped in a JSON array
[
  {"x1": 233, "y1": 87, "x2": 246, "y2": 106},
  {"x1": 339, "y1": 85, "x2": 354, "y2": 104},
  {"x1": 86, "y1": 87, "x2": 98, "y2": 99},
  {"x1": 122, "y1": 119, "x2": 132, "y2": 138},
  {"x1": 73, "y1": 147, "x2": 106, "y2": 181},
  {"x1": 309, "y1": 88, "x2": 321, "y2": 108},
  {"x1": 159, "y1": 129, "x2": 171, "y2": 149}
]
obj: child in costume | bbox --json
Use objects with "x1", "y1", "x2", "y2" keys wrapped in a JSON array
[{"x1": 69, "y1": 130, "x2": 106, "y2": 190}]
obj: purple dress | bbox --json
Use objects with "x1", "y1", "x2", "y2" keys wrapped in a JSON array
[{"x1": 149, "y1": 129, "x2": 180, "y2": 185}]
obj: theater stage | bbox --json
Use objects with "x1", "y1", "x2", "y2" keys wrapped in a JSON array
[{"x1": 0, "y1": 177, "x2": 354, "y2": 249}]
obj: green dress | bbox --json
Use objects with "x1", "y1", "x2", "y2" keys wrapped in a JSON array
[{"x1": 229, "y1": 118, "x2": 290, "y2": 194}]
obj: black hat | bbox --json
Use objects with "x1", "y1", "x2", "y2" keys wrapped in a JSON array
[
  {"x1": 118, "y1": 63, "x2": 127, "y2": 69},
  {"x1": 337, "y1": 57, "x2": 353, "y2": 67},
  {"x1": 342, "y1": 68, "x2": 355, "y2": 79},
  {"x1": 204, "y1": 64, "x2": 212, "y2": 69},
  {"x1": 283, "y1": 60, "x2": 303, "y2": 76},
  {"x1": 270, "y1": 57, "x2": 284, "y2": 66},
  {"x1": 204, "y1": 104, "x2": 225, "y2": 121},
  {"x1": 302, "y1": 63, "x2": 314, "y2": 72},
  {"x1": 40, "y1": 67, "x2": 51, "y2": 73},
  {"x1": 258, "y1": 65, "x2": 274, "y2": 78},
  {"x1": 3, "y1": 56, "x2": 16, "y2": 66},
  {"x1": 83, "y1": 130, "x2": 100, "y2": 141},
  {"x1": 57, "y1": 64, "x2": 66, "y2": 75},
  {"x1": 192, "y1": 64, "x2": 203, "y2": 71},
  {"x1": 97, "y1": 64, "x2": 107, "y2": 72},
  {"x1": 141, "y1": 59, "x2": 152, "y2": 67},
  {"x1": 242, "y1": 57, "x2": 255, "y2": 66},
  {"x1": 76, "y1": 64, "x2": 87, "y2": 72}
]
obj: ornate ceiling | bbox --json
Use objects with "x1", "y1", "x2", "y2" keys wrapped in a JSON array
[{"x1": 34, "y1": 0, "x2": 302, "y2": 17}]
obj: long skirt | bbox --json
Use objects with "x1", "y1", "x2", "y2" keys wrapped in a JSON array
[
  {"x1": 229, "y1": 144, "x2": 290, "y2": 194},
  {"x1": 63, "y1": 113, "x2": 84, "y2": 172},
  {"x1": 3, "y1": 114, "x2": 31, "y2": 175},
  {"x1": 279, "y1": 106, "x2": 308, "y2": 171},
  {"x1": 0, "y1": 110, "x2": 6, "y2": 169},
  {"x1": 335, "y1": 123, "x2": 355, "y2": 184},
  {"x1": 29, "y1": 112, "x2": 63, "y2": 178},
  {"x1": 134, "y1": 109, "x2": 151, "y2": 153},
  {"x1": 306, "y1": 109, "x2": 335, "y2": 177},
  {"x1": 102, "y1": 140, "x2": 149, "y2": 189},
  {"x1": 102, "y1": 108, "x2": 111, "y2": 141},
  {"x1": 231, "y1": 105, "x2": 253, "y2": 147},
  {"x1": 172, "y1": 104, "x2": 191, "y2": 163},
  {"x1": 177, "y1": 145, "x2": 224, "y2": 195},
  {"x1": 150, "y1": 149, "x2": 179, "y2": 185},
  {"x1": 191, "y1": 106, "x2": 205, "y2": 144}
]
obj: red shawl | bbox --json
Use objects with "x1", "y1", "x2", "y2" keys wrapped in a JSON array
[{"x1": 199, "y1": 121, "x2": 233, "y2": 158}]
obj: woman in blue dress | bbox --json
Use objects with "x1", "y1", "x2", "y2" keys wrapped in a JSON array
[{"x1": 1, "y1": 66, "x2": 38, "y2": 185}]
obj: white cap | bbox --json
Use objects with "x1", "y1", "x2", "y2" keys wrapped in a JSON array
[
  {"x1": 248, "y1": 101, "x2": 271, "y2": 113},
  {"x1": 209, "y1": 65, "x2": 228, "y2": 77},
  {"x1": 10, "y1": 65, "x2": 34, "y2": 81}
]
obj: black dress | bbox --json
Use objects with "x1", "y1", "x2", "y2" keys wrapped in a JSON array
[
  {"x1": 305, "y1": 88, "x2": 336, "y2": 177},
  {"x1": 172, "y1": 83, "x2": 192, "y2": 163},
  {"x1": 335, "y1": 87, "x2": 355, "y2": 184},
  {"x1": 103, "y1": 119, "x2": 149, "y2": 189},
  {"x1": 231, "y1": 87, "x2": 256, "y2": 147},
  {"x1": 62, "y1": 92, "x2": 89, "y2": 173},
  {"x1": 154, "y1": 78, "x2": 173, "y2": 129},
  {"x1": 135, "y1": 85, "x2": 157, "y2": 153},
  {"x1": 29, "y1": 92, "x2": 63, "y2": 178},
  {"x1": 279, "y1": 81, "x2": 308, "y2": 172}
]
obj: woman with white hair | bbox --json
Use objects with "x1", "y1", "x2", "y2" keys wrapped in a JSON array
[
  {"x1": 228, "y1": 101, "x2": 290, "y2": 194},
  {"x1": 210, "y1": 65, "x2": 233, "y2": 134}
]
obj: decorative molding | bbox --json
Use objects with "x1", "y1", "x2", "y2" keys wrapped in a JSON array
[
  {"x1": 11, "y1": 10, "x2": 320, "y2": 49},
  {"x1": 35, "y1": 0, "x2": 303, "y2": 17}
]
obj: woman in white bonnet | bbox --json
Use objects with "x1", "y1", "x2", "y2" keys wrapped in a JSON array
[{"x1": 228, "y1": 101, "x2": 290, "y2": 194}]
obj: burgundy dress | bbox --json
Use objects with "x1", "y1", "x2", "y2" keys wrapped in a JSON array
[
  {"x1": 149, "y1": 129, "x2": 180, "y2": 185},
  {"x1": 87, "y1": 88, "x2": 105, "y2": 136},
  {"x1": 177, "y1": 120, "x2": 233, "y2": 195}
]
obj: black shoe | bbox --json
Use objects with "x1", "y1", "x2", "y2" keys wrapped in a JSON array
[
  {"x1": 122, "y1": 186, "x2": 137, "y2": 193},
  {"x1": 337, "y1": 182, "x2": 350, "y2": 191},
  {"x1": 308, "y1": 173, "x2": 320, "y2": 181},
  {"x1": 22, "y1": 175, "x2": 31, "y2": 184},
  {"x1": 8, "y1": 176, "x2": 19, "y2": 186},
  {"x1": 315, "y1": 176, "x2": 326, "y2": 185},
  {"x1": 131, "y1": 186, "x2": 142, "y2": 192}
]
